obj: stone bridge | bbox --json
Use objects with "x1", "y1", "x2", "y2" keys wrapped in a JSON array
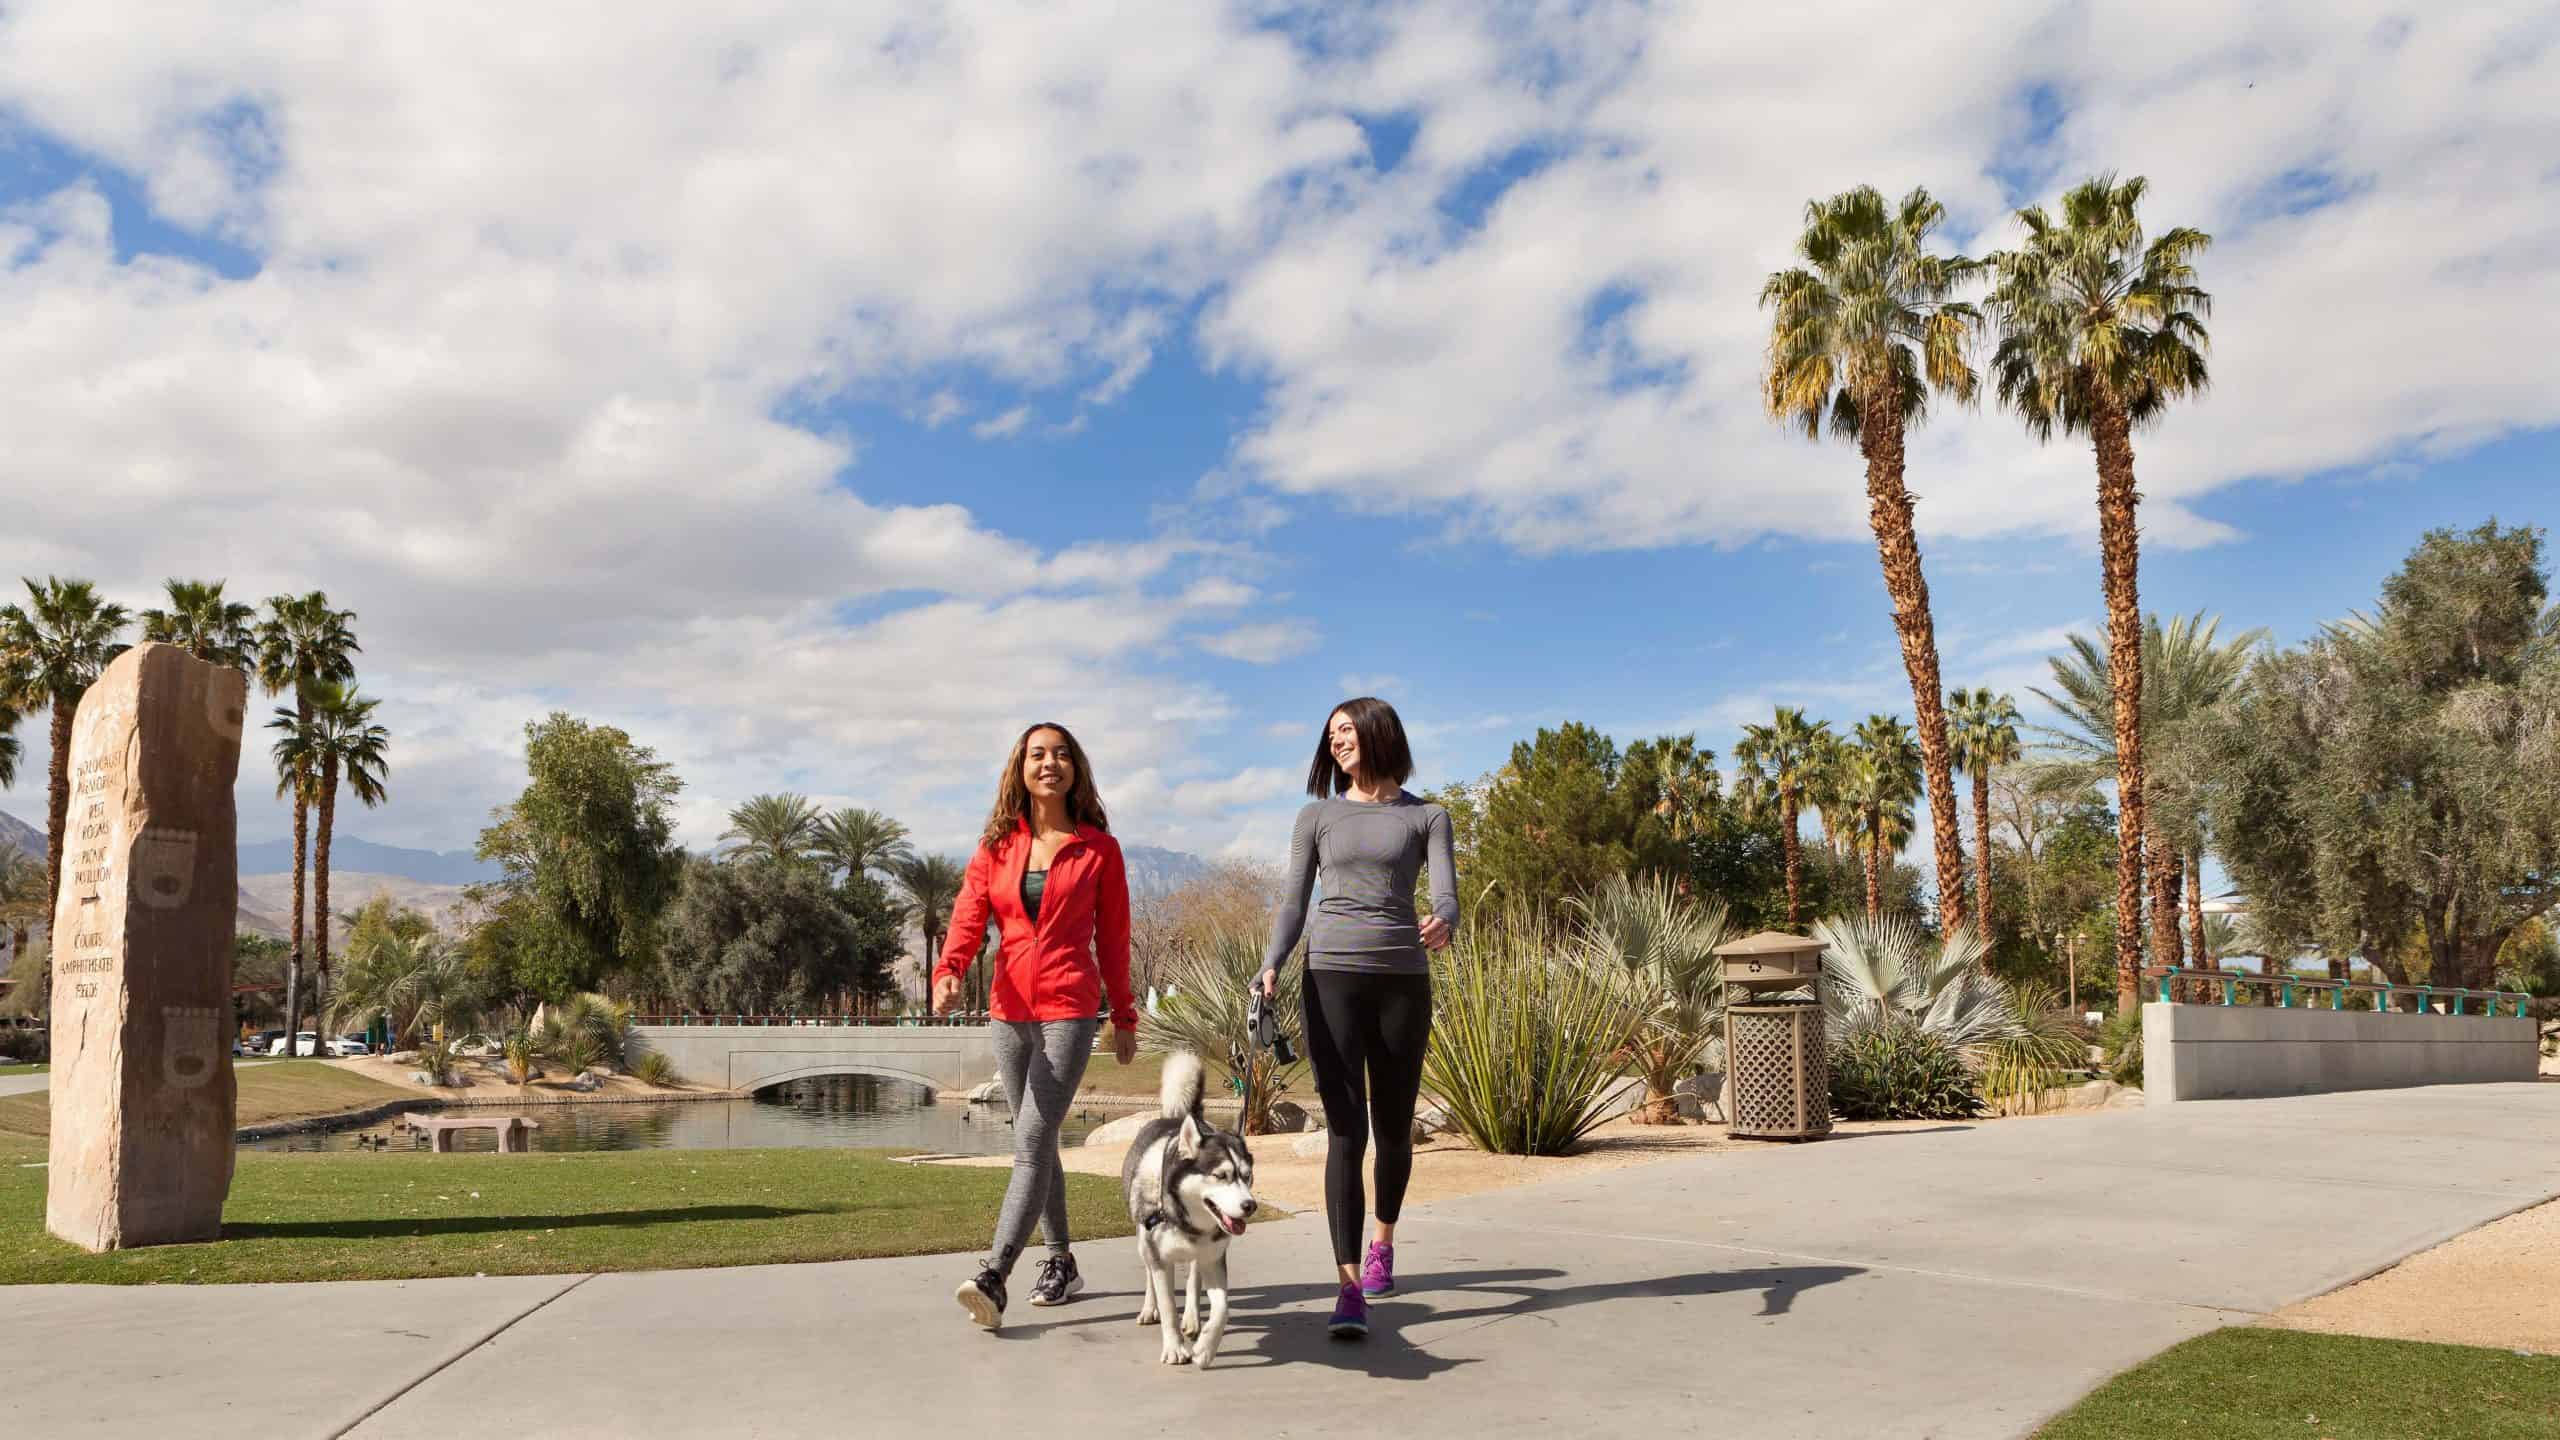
[{"x1": 629, "y1": 1020, "x2": 1000, "y2": 1095}]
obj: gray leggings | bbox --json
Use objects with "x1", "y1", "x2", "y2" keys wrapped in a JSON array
[{"x1": 984, "y1": 1018, "x2": 1097, "y2": 1276}]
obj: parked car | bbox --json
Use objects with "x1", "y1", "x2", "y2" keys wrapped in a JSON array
[
  {"x1": 244, "y1": 1030, "x2": 286, "y2": 1057},
  {"x1": 266, "y1": 1032, "x2": 320, "y2": 1057},
  {"x1": 324, "y1": 1035, "x2": 369, "y2": 1058}
]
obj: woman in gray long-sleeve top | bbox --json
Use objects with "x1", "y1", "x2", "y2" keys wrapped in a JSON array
[{"x1": 1257, "y1": 696, "x2": 1457, "y2": 1339}]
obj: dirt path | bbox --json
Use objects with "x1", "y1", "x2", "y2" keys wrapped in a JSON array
[{"x1": 2263, "y1": 1195, "x2": 2560, "y2": 1354}]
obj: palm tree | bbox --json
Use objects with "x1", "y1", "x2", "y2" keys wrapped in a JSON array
[
  {"x1": 1, "y1": 702, "x2": 18, "y2": 790},
  {"x1": 1640, "y1": 735, "x2": 1722, "y2": 842},
  {"x1": 1572, "y1": 873, "x2": 1737, "y2": 1123},
  {"x1": 255, "y1": 592, "x2": 358, "y2": 1054},
  {"x1": 888, "y1": 852, "x2": 967, "y2": 994},
  {"x1": 1802, "y1": 729, "x2": 1855, "y2": 856},
  {"x1": 1734, "y1": 707, "x2": 1833, "y2": 926},
  {"x1": 1987, "y1": 174, "x2": 2212, "y2": 1011},
  {"x1": 1848, "y1": 715, "x2": 1922, "y2": 921},
  {"x1": 718, "y1": 793, "x2": 825, "y2": 868},
  {"x1": 1762, "y1": 185, "x2": 1982, "y2": 938},
  {"x1": 306, "y1": 681, "x2": 391, "y2": 1029},
  {"x1": 139, "y1": 579, "x2": 256, "y2": 669},
  {"x1": 814, "y1": 806, "x2": 915, "y2": 884},
  {"x1": 2033, "y1": 612, "x2": 2260, "y2": 983},
  {"x1": 0, "y1": 848, "x2": 44, "y2": 967},
  {"x1": 330, "y1": 928, "x2": 484, "y2": 1050},
  {"x1": 1947, "y1": 687, "x2": 2024, "y2": 954},
  {"x1": 0, "y1": 577, "x2": 132, "y2": 1006}
]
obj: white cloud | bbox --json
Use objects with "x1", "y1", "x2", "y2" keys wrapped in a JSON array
[
  {"x1": 919, "y1": 391, "x2": 968, "y2": 429},
  {"x1": 970, "y1": 406, "x2": 1033, "y2": 440},
  {"x1": 1337, "y1": 674, "x2": 1402, "y2": 697},
  {"x1": 1197, "y1": 621, "x2": 1316, "y2": 665}
]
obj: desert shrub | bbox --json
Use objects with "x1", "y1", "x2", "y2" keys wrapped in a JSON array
[
  {"x1": 503, "y1": 1029, "x2": 541, "y2": 1085},
  {"x1": 0, "y1": 1026, "x2": 45, "y2": 1064},
  {"x1": 1829, "y1": 1014, "x2": 1984, "y2": 1120},
  {"x1": 631, "y1": 1049, "x2": 680, "y2": 1087},
  {"x1": 1425, "y1": 913, "x2": 1644, "y2": 1156},
  {"x1": 2100, "y1": 1011, "x2": 2144, "y2": 1086},
  {"x1": 538, "y1": 993, "x2": 631, "y2": 1073},
  {"x1": 1571, "y1": 874, "x2": 1734, "y2": 1125},
  {"x1": 1141, "y1": 919, "x2": 1304, "y2": 1135}
]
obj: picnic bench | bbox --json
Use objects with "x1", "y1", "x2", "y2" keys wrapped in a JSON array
[{"x1": 401, "y1": 1113, "x2": 541, "y2": 1154}]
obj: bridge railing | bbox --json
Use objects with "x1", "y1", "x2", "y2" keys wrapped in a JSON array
[
  {"x1": 2143, "y1": 967, "x2": 2530, "y2": 1017},
  {"x1": 631, "y1": 1013, "x2": 996, "y2": 1028}
]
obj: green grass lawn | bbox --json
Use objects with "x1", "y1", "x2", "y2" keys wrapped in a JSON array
[
  {"x1": 0, "y1": 1059, "x2": 412, "y2": 1143},
  {"x1": 0, "y1": 1063, "x2": 45, "y2": 1076},
  {"x1": 2038, "y1": 1329, "x2": 2560, "y2": 1439},
  {"x1": 0, "y1": 1140, "x2": 1131, "y2": 1285}
]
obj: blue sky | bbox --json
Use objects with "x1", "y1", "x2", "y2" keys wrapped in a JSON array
[{"x1": 3, "y1": 3, "x2": 2555, "y2": 887}]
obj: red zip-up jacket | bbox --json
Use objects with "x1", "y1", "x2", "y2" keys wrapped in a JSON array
[{"x1": 935, "y1": 821, "x2": 1137, "y2": 1030}]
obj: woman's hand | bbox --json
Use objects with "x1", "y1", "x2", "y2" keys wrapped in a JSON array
[
  {"x1": 1257, "y1": 968, "x2": 1278, "y2": 998},
  {"x1": 1419, "y1": 915, "x2": 1453, "y2": 951},
  {"x1": 931, "y1": 974, "x2": 962, "y2": 1015},
  {"x1": 1113, "y1": 1026, "x2": 1138, "y2": 1065}
]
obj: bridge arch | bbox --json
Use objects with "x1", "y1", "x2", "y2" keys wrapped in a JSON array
[{"x1": 746, "y1": 1061, "x2": 948, "y2": 1094}]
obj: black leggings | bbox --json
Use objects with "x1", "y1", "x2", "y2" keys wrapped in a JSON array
[{"x1": 1302, "y1": 968, "x2": 1433, "y2": 1267}]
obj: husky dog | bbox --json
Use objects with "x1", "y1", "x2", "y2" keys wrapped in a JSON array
[{"x1": 1122, "y1": 1051, "x2": 1258, "y2": 1367}]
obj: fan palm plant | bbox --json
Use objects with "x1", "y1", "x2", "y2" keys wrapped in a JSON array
[
  {"x1": 0, "y1": 577, "x2": 132, "y2": 1008},
  {"x1": 1571, "y1": 874, "x2": 1737, "y2": 1123},
  {"x1": 304, "y1": 681, "x2": 391, "y2": 1027},
  {"x1": 718, "y1": 793, "x2": 825, "y2": 868},
  {"x1": 539, "y1": 993, "x2": 634, "y2": 1073},
  {"x1": 1141, "y1": 919, "x2": 1305, "y2": 1134},
  {"x1": 814, "y1": 806, "x2": 915, "y2": 884},
  {"x1": 1986, "y1": 174, "x2": 2213, "y2": 1010},
  {"x1": 1, "y1": 704, "x2": 17, "y2": 790},
  {"x1": 256, "y1": 591, "x2": 359, "y2": 1051},
  {"x1": 1814, "y1": 913, "x2": 2077, "y2": 1106},
  {"x1": 140, "y1": 578, "x2": 257, "y2": 669},
  {"x1": 1734, "y1": 707, "x2": 1832, "y2": 925},
  {"x1": 329, "y1": 929, "x2": 486, "y2": 1049},
  {"x1": 1761, "y1": 185, "x2": 1981, "y2": 938},
  {"x1": 1946, "y1": 687, "x2": 2024, "y2": 952}
]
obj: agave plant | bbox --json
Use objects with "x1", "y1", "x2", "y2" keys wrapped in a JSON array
[
  {"x1": 1425, "y1": 912, "x2": 1646, "y2": 1156},
  {"x1": 1571, "y1": 874, "x2": 1737, "y2": 1123},
  {"x1": 1141, "y1": 919, "x2": 1304, "y2": 1135}
]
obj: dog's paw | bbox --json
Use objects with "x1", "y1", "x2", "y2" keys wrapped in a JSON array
[
  {"x1": 1159, "y1": 1342, "x2": 1191, "y2": 1366},
  {"x1": 1136, "y1": 1309, "x2": 1159, "y2": 1327},
  {"x1": 1180, "y1": 1314, "x2": 1201, "y2": 1339},
  {"x1": 1188, "y1": 1343, "x2": 1218, "y2": 1369}
]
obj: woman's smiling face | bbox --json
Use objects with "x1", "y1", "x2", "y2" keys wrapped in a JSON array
[
  {"x1": 1022, "y1": 727, "x2": 1075, "y2": 801},
  {"x1": 1328, "y1": 710, "x2": 1361, "y2": 782}
]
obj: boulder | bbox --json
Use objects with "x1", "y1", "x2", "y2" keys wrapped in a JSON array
[
  {"x1": 1292, "y1": 1131, "x2": 1330, "y2": 1159},
  {"x1": 1267, "y1": 1100, "x2": 1312, "y2": 1133},
  {"x1": 965, "y1": 1080, "x2": 1004, "y2": 1105},
  {"x1": 1082, "y1": 1110, "x2": 1156, "y2": 1149},
  {"x1": 1414, "y1": 1102, "x2": 1455, "y2": 1140}
]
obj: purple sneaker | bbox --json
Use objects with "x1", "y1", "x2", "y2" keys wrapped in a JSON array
[
  {"x1": 1328, "y1": 1281, "x2": 1369, "y2": 1339},
  {"x1": 1360, "y1": 1241, "x2": 1396, "y2": 1298}
]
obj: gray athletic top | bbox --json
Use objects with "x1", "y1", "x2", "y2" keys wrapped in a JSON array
[{"x1": 1261, "y1": 792, "x2": 1460, "y2": 977}]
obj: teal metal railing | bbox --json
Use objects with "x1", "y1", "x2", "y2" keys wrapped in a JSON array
[{"x1": 2143, "y1": 966, "x2": 2530, "y2": 1017}]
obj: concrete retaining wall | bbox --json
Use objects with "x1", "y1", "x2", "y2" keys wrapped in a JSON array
[
  {"x1": 628, "y1": 1025, "x2": 998, "y2": 1094},
  {"x1": 2143, "y1": 1002, "x2": 2539, "y2": 1103}
]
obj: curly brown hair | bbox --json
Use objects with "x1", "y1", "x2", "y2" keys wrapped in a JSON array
[{"x1": 979, "y1": 721, "x2": 1111, "y2": 851}]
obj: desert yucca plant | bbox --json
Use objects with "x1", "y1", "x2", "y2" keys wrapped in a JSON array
[
  {"x1": 1571, "y1": 874, "x2": 1736, "y2": 1124},
  {"x1": 1425, "y1": 912, "x2": 1645, "y2": 1156},
  {"x1": 1830, "y1": 1013, "x2": 1984, "y2": 1120},
  {"x1": 630, "y1": 1049, "x2": 680, "y2": 1088},
  {"x1": 1141, "y1": 919, "x2": 1304, "y2": 1134},
  {"x1": 502, "y1": 1029, "x2": 540, "y2": 1085}
]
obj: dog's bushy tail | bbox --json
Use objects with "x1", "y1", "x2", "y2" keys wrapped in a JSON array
[{"x1": 1159, "y1": 1051, "x2": 1206, "y2": 1122}]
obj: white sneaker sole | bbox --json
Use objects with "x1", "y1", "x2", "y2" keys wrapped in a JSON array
[
  {"x1": 956, "y1": 1280, "x2": 1002, "y2": 1331},
  {"x1": 1027, "y1": 1273, "x2": 1086, "y2": 1307}
]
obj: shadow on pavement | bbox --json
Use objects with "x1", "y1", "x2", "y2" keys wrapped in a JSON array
[{"x1": 1003, "y1": 1261, "x2": 1865, "y2": 1377}]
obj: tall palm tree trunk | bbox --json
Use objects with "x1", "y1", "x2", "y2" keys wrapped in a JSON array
[
  {"x1": 1858, "y1": 394, "x2": 1969, "y2": 938},
  {"x1": 38, "y1": 700, "x2": 74, "y2": 1014},
  {"x1": 1970, "y1": 769, "x2": 1995, "y2": 965},
  {"x1": 1779, "y1": 789, "x2": 1803, "y2": 927},
  {"x1": 285, "y1": 787, "x2": 307, "y2": 1056},
  {"x1": 2148, "y1": 825, "x2": 2183, "y2": 970},
  {"x1": 2092, "y1": 396, "x2": 2149, "y2": 1012},
  {"x1": 316, "y1": 760, "x2": 339, "y2": 1037},
  {"x1": 1862, "y1": 809, "x2": 1883, "y2": 921},
  {"x1": 2184, "y1": 852, "x2": 2207, "y2": 969}
]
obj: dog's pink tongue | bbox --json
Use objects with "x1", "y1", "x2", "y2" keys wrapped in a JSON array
[{"x1": 1222, "y1": 1213, "x2": 1248, "y2": 1236}]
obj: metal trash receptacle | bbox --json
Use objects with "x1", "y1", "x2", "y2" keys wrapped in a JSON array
[{"x1": 1715, "y1": 931, "x2": 1833, "y2": 1141}]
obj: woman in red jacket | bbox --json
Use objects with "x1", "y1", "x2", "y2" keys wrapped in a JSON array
[{"x1": 935, "y1": 720, "x2": 1137, "y2": 1331}]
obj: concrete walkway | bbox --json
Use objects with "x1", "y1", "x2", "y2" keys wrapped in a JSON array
[
  {"x1": 10, "y1": 1082, "x2": 2559, "y2": 1439},
  {"x1": 0, "y1": 1069, "x2": 51, "y2": 1097}
]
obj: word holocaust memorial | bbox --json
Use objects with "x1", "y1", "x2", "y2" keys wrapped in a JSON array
[{"x1": 47, "y1": 643, "x2": 249, "y2": 1252}]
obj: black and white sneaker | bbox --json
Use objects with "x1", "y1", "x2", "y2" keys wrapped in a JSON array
[
  {"x1": 956, "y1": 1266, "x2": 1007, "y2": 1331},
  {"x1": 1028, "y1": 1252, "x2": 1085, "y2": 1307}
]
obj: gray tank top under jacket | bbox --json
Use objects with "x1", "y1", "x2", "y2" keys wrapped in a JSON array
[{"x1": 1261, "y1": 793, "x2": 1460, "y2": 976}]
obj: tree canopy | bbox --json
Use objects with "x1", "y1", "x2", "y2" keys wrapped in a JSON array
[{"x1": 657, "y1": 858, "x2": 903, "y2": 1014}]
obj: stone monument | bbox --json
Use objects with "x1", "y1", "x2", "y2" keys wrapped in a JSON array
[{"x1": 47, "y1": 642, "x2": 247, "y2": 1251}]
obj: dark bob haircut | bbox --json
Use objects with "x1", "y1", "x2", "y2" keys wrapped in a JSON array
[{"x1": 1305, "y1": 696, "x2": 1416, "y2": 798}]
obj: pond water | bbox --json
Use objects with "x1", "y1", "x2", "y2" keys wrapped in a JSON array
[{"x1": 240, "y1": 1074, "x2": 1118, "y2": 1155}]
